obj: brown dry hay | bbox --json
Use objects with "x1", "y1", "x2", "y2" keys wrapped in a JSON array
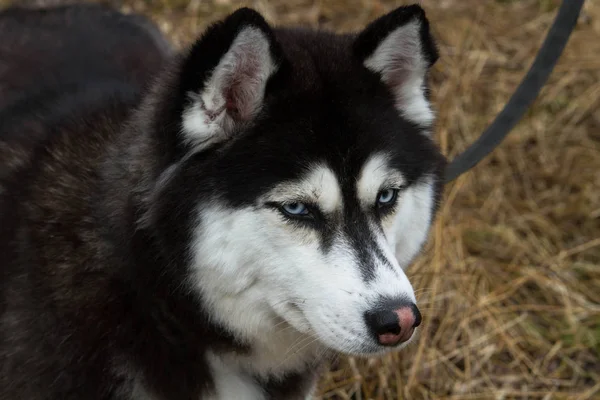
[{"x1": 2, "y1": 0, "x2": 599, "y2": 399}]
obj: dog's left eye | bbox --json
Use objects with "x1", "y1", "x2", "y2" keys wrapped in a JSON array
[
  {"x1": 376, "y1": 188, "x2": 399, "y2": 207},
  {"x1": 281, "y1": 202, "x2": 310, "y2": 217}
]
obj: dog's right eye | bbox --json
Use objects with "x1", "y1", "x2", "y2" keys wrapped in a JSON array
[
  {"x1": 265, "y1": 201, "x2": 320, "y2": 223},
  {"x1": 280, "y1": 202, "x2": 310, "y2": 217}
]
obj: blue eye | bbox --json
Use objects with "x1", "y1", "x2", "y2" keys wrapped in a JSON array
[
  {"x1": 281, "y1": 202, "x2": 309, "y2": 216},
  {"x1": 377, "y1": 189, "x2": 398, "y2": 206}
]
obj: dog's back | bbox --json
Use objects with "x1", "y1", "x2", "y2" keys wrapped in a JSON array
[
  {"x1": 0, "y1": 4, "x2": 172, "y2": 398},
  {"x1": 0, "y1": 2, "x2": 172, "y2": 110},
  {"x1": 0, "y1": 3, "x2": 172, "y2": 188}
]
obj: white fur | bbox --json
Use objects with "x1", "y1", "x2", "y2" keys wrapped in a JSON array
[
  {"x1": 356, "y1": 153, "x2": 405, "y2": 207},
  {"x1": 181, "y1": 27, "x2": 278, "y2": 150},
  {"x1": 390, "y1": 175, "x2": 436, "y2": 268},
  {"x1": 265, "y1": 165, "x2": 343, "y2": 214},
  {"x1": 364, "y1": 19, "x2": 434, "y2": 127},
  {"x1": 190, "y1": 205, "x2": 323, "y2": 379},
  {"x1": 204, "y1": 352, "x2": 267, "y2": 400},
  {"x1": 356, "y1": 153, "x2": 434, "y2": 269},
  {"x1": 188, "y1": 160, "x2": 434, "y2": 370}
]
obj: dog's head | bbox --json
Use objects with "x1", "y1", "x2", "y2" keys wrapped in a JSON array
[{"x1": 141, "y1": 5, "x2": 446, "y2": 357}]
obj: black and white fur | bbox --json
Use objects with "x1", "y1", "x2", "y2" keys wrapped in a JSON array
[{"x1": 0, "y1": 3, "x2": 446, "y2": 399}]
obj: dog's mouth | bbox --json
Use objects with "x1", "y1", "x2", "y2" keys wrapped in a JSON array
[
  {"x1": 271, "y1": 300, "x2": 313, "y2": 335},
  {"x1": 271, "y1": 300, "x2": 416, "y2": 357}
]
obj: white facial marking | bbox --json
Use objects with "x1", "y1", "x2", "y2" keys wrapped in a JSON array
[
  {"x1": 181, "y1": 27, "x2": 277, "y2": 150},
  {"x1": 364, "y1": 19, "x2": 434, "y2": 127},
  {"x1": 391, "y1": 175, "x2": 436, "y2": 268},
  {"x1": 356, "y1": 153, "x2": 405, "y2": 207},
  {"x1": 265, "y1": 164, "x2": 342, "y2": 213},
  {"x1": 205, "y1": 352, "x2": 266, "y2": 400},
  {"x1": 356, "y1": 155, "x2": 436, "y2": 270},
  {"x1": 188, "y1": 161, "x2": 434, "y2": 370},
  {"x1": 190, "y1": 205, "x2": 322, "y2": 379}
]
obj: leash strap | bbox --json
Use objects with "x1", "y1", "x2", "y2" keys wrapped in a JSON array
[{"x1": 444, "y1": 0, "x2": 585, "y2": 183}]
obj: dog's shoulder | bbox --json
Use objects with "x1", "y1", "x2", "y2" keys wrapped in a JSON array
[{"x1": 0, "y1": 4, "x2": 175, "y2": 398}]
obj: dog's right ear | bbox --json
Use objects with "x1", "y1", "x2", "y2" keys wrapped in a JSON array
[{"x1": 175, "y1": 8, "x2": 283, "y2": 151}]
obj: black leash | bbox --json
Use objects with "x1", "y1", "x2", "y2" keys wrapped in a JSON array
[{"x1": 444, "y1": 0, "x2": 585, "y2": 183}]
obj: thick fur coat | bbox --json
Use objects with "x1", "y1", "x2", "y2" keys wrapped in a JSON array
[{"x1": 0, "y1": 3, "x2": 446, "y2": 399}]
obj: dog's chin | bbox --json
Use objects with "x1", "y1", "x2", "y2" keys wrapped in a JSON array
[
  {"x1": 325, "y1": 339, "x2": 415, "y2": 359},
  {"x1": 309, "y1": 326, "x2": 420, "y2": 359},
  {"x1": 348, "y1": 338, "x2": 417, "y2": 358}
]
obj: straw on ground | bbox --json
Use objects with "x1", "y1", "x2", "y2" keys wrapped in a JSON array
[{"x1": 3, "y1": 0, "x2": 598, "y2": 398}]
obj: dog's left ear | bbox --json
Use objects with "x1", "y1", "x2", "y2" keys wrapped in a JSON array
[
  {"x1": 354, "y1": 5, "x2": 439, "y2": 127},
  {"x1": 177, "y1": 7, "x2": 283, "y2": 150}
]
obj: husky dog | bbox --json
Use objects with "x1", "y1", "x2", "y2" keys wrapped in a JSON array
[{"x1": 0, "y1": 2, "x2": 446, "y2": 399}]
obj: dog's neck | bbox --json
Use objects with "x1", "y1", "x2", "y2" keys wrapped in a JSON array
[{"x1": 206, "y1": 346, "x2": 324, "y2": 400}]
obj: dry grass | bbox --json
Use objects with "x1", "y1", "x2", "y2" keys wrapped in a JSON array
[{"x1": 3, "y1": 0, "x2": 599, "y2": 398}]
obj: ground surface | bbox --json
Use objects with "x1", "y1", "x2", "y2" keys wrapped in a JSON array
[{"x1": 2, "y1": 0, "x2": 599, "y2": 399}]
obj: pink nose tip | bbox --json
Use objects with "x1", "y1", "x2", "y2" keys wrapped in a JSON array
[
  {"x1": 378, "y1": 307, "x2": 417, "y2": 346},
  {"x1": 366, "y1": 304, "x2": 422, "y2": 347}
]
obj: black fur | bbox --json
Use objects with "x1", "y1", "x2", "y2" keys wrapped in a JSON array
[
  {"x1": 0, "y1": 3, "x2": 446, "y2": 399},
  {"x1": 353, "y1": 4, "x2": 439, "y2": 67}
]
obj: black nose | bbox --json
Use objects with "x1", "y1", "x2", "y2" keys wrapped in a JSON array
[{"x1": 365, "y1": 303, "x2": 421, "y2": 346}]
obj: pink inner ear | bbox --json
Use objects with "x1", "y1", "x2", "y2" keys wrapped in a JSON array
[
  {"x1": 223, "y1": 50, "x2": 264, "y2": 122},
  {"x1": 225, "y1": 94, "x2": 238, "y2": 117},
  {"x1": 385, "y1": 58, "x2": 410, "y2": 90}
]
